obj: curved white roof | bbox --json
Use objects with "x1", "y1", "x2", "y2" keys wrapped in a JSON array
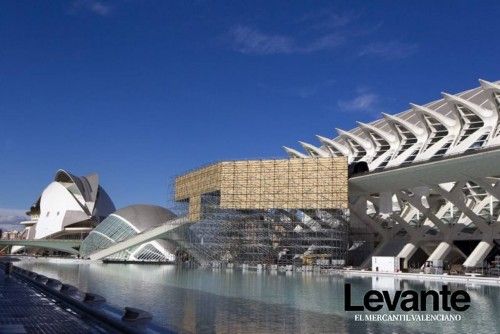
[
  {"x1": 81, "y1": 204, "x2": 177, "y2": 261},
  {"x1": 27, "y1": 169, "x2": 116, "y2": 240},
  {"x1": 112, "y1": 204, "x2": 177, "y2": 232},
  {"x1": 285, "y1": 79, "x2": 500, "y2": 171}
]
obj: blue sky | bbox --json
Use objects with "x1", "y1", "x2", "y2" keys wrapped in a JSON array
[{"x1": 1, "y1": 1, "x2": 500, "y2": 226}]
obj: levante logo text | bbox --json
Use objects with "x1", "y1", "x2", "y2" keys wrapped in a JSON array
[{"x1": 344, "y1": 284, "x2": 470, "y2": 312}]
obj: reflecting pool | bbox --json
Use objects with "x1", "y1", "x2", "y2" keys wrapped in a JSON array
[{"x1": 15, "y1": 258, "x2": 500, "y2": 334}]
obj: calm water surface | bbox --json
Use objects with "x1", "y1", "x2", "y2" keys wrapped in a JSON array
[{"x1": 15, "y1": 258, "x2": 500, "y2": 334}]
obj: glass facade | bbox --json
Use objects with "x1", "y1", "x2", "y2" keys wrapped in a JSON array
[{"x1": 81, "y1": 214, "x2": 171, "y2": 262}]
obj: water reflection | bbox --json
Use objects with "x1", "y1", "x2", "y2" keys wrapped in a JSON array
[
  {"x1": 15, "y1": 259, "x2": 500, "y2": 334},
  {"x1": 371, "y1": 276, "x2": 403, "y2": 291}
]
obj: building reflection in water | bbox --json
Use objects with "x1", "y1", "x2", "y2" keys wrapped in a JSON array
[{"x1": 14, "y1": 259, "x2": 500, "y2": 334}]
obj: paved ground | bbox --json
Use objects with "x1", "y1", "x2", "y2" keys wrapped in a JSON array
[{"x1": 0, "y1": 269, "x2": 112, "y2": 334}]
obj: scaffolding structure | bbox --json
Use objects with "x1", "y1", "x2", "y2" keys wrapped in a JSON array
[
  {"x1": 175, "y1": 194, "x2": 348, "y2": 266},
  {"x1": 173, "y1": 157, "x2": 349, "y2": 266},
  {"x1": 175, "y1": 157, "x2": 348, "y2": 221}
]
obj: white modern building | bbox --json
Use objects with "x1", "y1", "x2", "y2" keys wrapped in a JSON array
[
  {"x1": 20, "y1": 169, "x2": 115, "y2": 242},
  {"x1": 14, "y1": 79, "x2": 500, "y2": 271},
  {"x1": 284, "y1": 79, "x2": 500, "y2": 269},
  {"x1": 16, "y1": 170, "x2": 180, "y2": 261},
  {"x1": 80, "y1": 205, "x2": 178, "y2": 262}
]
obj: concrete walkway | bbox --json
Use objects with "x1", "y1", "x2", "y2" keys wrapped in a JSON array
[{"x1": 0, "y1": 269, "x2": 111, "y2": 333}]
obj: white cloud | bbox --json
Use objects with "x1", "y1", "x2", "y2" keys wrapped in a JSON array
[
  {"x1": 229, "y1": 26, "x2": 295, "y2": 55},
  {"x1": 301, "y1": 33, "x2": 345, "y2": 53},
  {"x1": 299, "y1": 10, "x2": 358, "y2": 30},
  {"x1": 359, "y1": 41, "x2": 418, "y2": 59},
  {"x1": 258, "y1": 79, "x2": 336, "y2": 99},
  {"x1": 338, "y1": 93, "x2": 378, "y2": 112},
  {"x1": 227, "y1": 9, "x2": 390, "y2": 56},
  {"x1": 0, "y1": 208, "x2": 27, "y2": 231},
  {"x1": 228, "y1": 25, "x2": 345, "y2": 55},
  {"x1": 71, "y1": 0, "x2": 112, "y2": 17}
]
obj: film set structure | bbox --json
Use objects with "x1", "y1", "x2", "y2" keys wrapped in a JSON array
[{"x1": 173, "y1": 158, "x2": 350, "y2": 267}]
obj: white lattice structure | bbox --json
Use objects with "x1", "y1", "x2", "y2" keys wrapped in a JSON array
[
  {"x1": 81, "y1": 205, "x2": 179, "y2": 262},
  {"x1": 285, "y1": 79, "x2": 500, "y2": 269},
  {"x1": 284, "y1": 79, "x2": 500, "y2": 169}
]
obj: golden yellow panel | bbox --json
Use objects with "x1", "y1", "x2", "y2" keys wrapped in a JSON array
[{"x1": 175, "y1": 157, "x2": 348, "y2": 218}]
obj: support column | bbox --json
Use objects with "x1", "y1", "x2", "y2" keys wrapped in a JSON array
[
  {"x1": 462, "y1": 240, "x2": 493, "y2": 268},
  {"x1": 397, "y1": 242, "x2": 418, "y2": 269},
  {"x1": 360, "y1": 239, "x2": 388, "y2": 268},
  {"x1": 426, "y1": 241, "x2": 452, "y2": 262}
]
